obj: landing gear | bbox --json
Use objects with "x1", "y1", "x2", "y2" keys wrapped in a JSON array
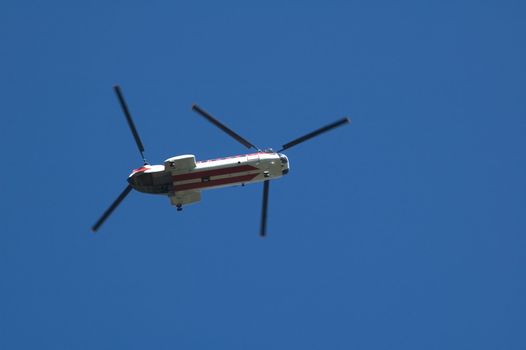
[{"x1": 176, "y1": 204, "x2": 183, "y2": 211}]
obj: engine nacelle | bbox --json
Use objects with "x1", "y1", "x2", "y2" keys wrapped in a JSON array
[
  {"x1": 169, "y1": 190, "x2": 201, "y2": 206},
  {"x1": 164, "y1": 154, "x2": 196, "y2": 173}
]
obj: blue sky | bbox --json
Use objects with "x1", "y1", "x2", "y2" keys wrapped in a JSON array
[{"x1": 1, "y1": 1, "x2": 525, "y2": 349}]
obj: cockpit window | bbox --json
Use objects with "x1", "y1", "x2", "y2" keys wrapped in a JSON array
[{"x1": 136, "y1": 173, "x2": 153, "y2": 186}]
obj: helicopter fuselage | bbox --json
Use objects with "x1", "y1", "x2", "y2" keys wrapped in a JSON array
[{"x1": 127, "y1": 151, "x2": 289, "y2": 197}]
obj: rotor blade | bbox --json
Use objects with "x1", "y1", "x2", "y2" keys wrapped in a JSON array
[
  {"x1": 192, "y1": 104, "x2": 259, "y2": 150},
  {"x1": 260, "y1": 180, "x2": 270, "y2": 237},
  {"x1": 279, "y1": 117, "x2": 350, "y2": 152},
  {"x1": 91, "y1": 184, "x2": 133, "y2": 232},
  {"x1": 114, "y1": 85, "x2": 148, "y2": 164}
]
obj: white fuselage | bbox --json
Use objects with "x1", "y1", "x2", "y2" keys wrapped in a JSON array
[{"x1": 127, "y1": 151, "x2": 289, "y2": 196}]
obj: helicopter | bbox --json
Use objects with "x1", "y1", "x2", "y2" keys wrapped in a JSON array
[{"x1": 92, "y1": 85, "x2": 350, "y2": 236}]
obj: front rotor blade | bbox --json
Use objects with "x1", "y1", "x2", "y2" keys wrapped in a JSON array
[
  {"x1": 114, "y1": 85, "x2": 148, "y2": 164},
  {"x1": 260, "y1": 180, "x2": 270, "y2": 237},
  {"x1": 91, "y1": 184, "x2": 133, "y2": 232},
  {"x1": 192, "y1": 104, "x2": 259, "y2": 150},
  {"x1": 279, "y1": 117, "x2": 350, "y2": 152}
]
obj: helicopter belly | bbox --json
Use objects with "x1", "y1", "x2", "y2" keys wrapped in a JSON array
[
  {"x1": 172, "y1": 164, "x2": 260, "y2": 191},
  {"x1": 171, "y1": 155, "x2": 282, "y2": 192}
]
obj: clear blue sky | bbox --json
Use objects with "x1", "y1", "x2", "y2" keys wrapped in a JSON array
[{"x1": 1, "y1": 1, "x2": 525, "y2": 349}]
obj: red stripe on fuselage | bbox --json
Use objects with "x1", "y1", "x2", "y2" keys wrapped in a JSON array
[
  {"x1": 132, "y1": 166, "x2": 149, "y2": 173},
  {"x1": 172, "y1": 165, "x2": 258, "y2": 181},
  {"x1": 174, "y1": 173, "x2": 259, "y2": 191}
]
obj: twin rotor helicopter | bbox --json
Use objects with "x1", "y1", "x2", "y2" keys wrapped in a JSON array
[{"x1": 92, "y1": 86, "x2": 350, "y2": 236}]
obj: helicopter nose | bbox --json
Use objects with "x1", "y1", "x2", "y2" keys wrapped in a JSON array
[{"x1": 129, "y1": 172, "x2": 153, "y2": 187}]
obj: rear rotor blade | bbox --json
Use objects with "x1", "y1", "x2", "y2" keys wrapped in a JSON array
[
  {"x1": 279, "y1": 117, "x2": 350, "y2": 152},
  {"x1": 192, "y1": 104, "x2": 259, "y2": 150},
  {"x1": 260, "y1": 180, "x2": 270, "y2": 237},
  {"x1": 114, "y1": 85, "x2": 148, "y2": 164},
  {"x1": 91, "y1": 184, "x2": 133, "y2": 232}
]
